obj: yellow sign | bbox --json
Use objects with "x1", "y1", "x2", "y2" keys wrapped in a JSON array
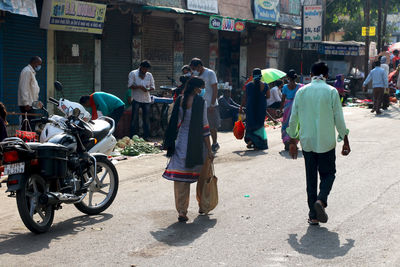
[
  {"x1": 362, "y1": 26, "x2": 376, "y2": 36},
  {"x1": 40, "y1": 0, "x2": 106, "y2": 34}
]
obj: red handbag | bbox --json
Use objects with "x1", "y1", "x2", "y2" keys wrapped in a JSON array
[
  {"x1": 15, "y1": 113, "x2": 38, "y2": 142},
  {"x1": 233, "y1": 115, "x2": 245, "y2": 140}
]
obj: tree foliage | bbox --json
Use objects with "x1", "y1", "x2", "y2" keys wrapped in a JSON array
[{"x1": 325, "y1": 0, "x2": 399, "y2": 43}]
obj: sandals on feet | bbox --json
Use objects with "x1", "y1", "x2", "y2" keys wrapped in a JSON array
[
  {"x1": 308, "y1": 218, "x2": 319, "y2": 225},
  {"x1": 178, "y1": 215, "x2": 189, "y2": 222},
  {"x1": 314, "y1": 201, "x2": 328, "y2": 223}
]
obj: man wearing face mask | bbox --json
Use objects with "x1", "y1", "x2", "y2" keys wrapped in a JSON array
[
  {"x1": 190, "y1": 58, "x2": 220, "y2": 153},
  {"x1": 18, "y1": 56, "x2": 42, "y2": 129}
]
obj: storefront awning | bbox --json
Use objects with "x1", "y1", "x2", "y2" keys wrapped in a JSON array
[
  {"x1": 141, "y1": 5, "x2": 207, "y2": 16},
  {"x1": 141, "y1": 5, "x2": 276, "y2": 28},
  {"x1": 0, "y1": 0, "x2": 38, "y2": 17}
]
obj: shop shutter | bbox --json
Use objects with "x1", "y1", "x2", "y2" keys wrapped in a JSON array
[
  {"x1": 55, "y1": 31, "x2": 94, "y2": 102},
  {"x1": 2, "y1": 0, "x2": 47, "y2": 125},
  {"x1": 184, "y1": 22, "x2": 210, "y2": 66},
  {"x1": 101, "y1": 9, "x2": 132, "y2": 100},
  {"x1": 247, "y1": 33, "x2": 267, "y2": 76},
  {"x1": 142, "y1": 16, "x2": 175, "y2": 90}
]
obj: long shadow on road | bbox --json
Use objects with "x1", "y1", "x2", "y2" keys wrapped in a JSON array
[
  {"x1": 0, "y1": 213, "x2": 112, "y2": 256},
  {"x1": 150, "y1": 215, "x2": 217, "y2": 247},
  {"x1": 288, "y1": 226, "x2": 355, "y2": 259}
]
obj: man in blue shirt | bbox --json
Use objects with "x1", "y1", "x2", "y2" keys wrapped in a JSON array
[{"x1": 363, "y1": 61, "x2": 389, "y2": 115}]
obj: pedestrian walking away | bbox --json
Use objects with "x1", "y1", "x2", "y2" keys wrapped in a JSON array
[
  {"x1": 18, "y1": 56, "x2": 42, "y2": 130},
  {"x1": 280, "y1": 69, "x2": 302, "y2": 150},
  {"x1": 190, "y1": 58, "x2": 220, "y2": 153},
  {"x1": 379, "y1": 56, "x2": 391, "y2": 110},
  {"x1": 363, "y1": 60, "x2": 389, "y2": 115},
  {"x1": 80, "y1": 92, "x2": 125, "y2": 126},
  {"x1": 162, "y1": 77, "x2": 214, "y2": 222},
  {"x1": 128, "y1": 60, "x2": 155, "y2": 140},
  {"x1": 241, "y1": 68, "x2": 270, "y2": 150},
  {"x1": 287, "y1": 61, "x2": 350, "y2": 226}
]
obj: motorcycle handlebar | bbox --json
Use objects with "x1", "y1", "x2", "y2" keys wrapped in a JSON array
[{"x1": 48, "y1": 97, "x2": 59, "y2": 105}]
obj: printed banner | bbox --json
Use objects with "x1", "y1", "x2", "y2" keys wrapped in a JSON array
[
  {"x1": 40, "y1": 0, "x2": 106, "y2": 34},
  {"x1": 318, "y1": 44, "x2": 365, "y2": 56},
  {"x1": 187, "y1": 0, "x2": 218, "y2": 14},
  {"x1": 209, "y1": 16, "x2": 245, "y2": 32},
  {"x1": 0, "y1": 0, "x2": 38, "y2": 17},
  {"x1": 280, "y1": 0, "x2": 301, "y2": 16},
  {"x1": 253, "y1": 0, "x2": 280, "y2": 23},
  {"x1": 303, "y1": 5, "x2": 322, "y2": 43},
  {"x1": 274, "y1": 28, "x2": 301, "y2": 41}
]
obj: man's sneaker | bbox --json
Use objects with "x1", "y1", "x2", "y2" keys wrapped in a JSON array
[
  {"x1": 314, "y1": 201, "x2": 328, "y2": 223},
  {"x1": 211, "y1": 143, "x2": 220, "y2": 153}
]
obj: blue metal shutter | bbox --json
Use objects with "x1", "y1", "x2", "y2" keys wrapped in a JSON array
[
  {"x1": 2, "y1": 0, "x2": 47, "y2": 125},
  {"x1": 101, "y1": 9, "x2": 132, "y2": 100}
]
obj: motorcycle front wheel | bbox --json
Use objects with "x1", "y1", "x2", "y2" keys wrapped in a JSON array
[
  {"x1": 75, "y1": 156, "x2": 119, "y2": 215},
  {"x1": 16, "y1": 175, "x2": 55, "y2": 234}
]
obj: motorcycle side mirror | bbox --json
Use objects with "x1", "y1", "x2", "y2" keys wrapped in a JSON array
[
  {"x1": 32, "y1": 101, "x2": 43, "y2": 110},
  {"x1": 54, "y1": 81, "x2": 63, "y2": 92},
  {"x1": 72, "y1": 108, "x2": 81, "y2": 118}
]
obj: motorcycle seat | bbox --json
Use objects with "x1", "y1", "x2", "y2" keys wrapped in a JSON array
[
  {"x1": 90, "y1": 120, "x2": 111, "y2": 141},
  {"x1": 26, "y1": 142, "x2": 42, "y2": 150}
]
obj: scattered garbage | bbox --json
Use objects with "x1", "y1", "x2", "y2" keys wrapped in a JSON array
[{"x1": 244, "y1": 194, "x2": 250, "y2": 198}]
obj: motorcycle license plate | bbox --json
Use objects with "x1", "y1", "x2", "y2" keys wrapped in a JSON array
[{"x1": 3, "y1": 163, "x2": 25, "y2": 176}]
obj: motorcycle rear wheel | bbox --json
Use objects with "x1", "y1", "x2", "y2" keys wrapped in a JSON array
[
  {"x1": 16, "y1": 175, "x2": 55, "y2": 234},
  {"x1": 74, "y1": 156, "x2": 119, "y2": 215}
]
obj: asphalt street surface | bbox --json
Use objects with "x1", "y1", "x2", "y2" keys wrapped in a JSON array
[{"x1": 1, "y1": 106, "x2": 400, "y2": 266}]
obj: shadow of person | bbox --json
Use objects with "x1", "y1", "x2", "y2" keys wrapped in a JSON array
[
  {"x1": 279, "y1": 150, "x2": 304, "y2": 159},
  {"x1": 288, "y1": 226, "x2": 354, "y2": 259},
  {"x1": 0, "y1": 213, "x2": 113, "y2": 256},
  {"x1": 232, "y1": 150, "x2": 268, "y2": 157},
  {"x1": 150, "y1": 215, "x2": 217, "y2": 247}
]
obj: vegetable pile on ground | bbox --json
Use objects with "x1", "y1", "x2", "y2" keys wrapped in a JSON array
[{"x1": 115, "y1": 135, "x2": 161, "y2": 156}]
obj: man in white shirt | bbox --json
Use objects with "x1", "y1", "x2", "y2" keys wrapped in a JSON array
[
  {"x1": 190, "y1": 58, "x2": 220, "y2": 153},
  {"x1": 380, "y1": 56, "x2": 390, "y2": 110},
  {"x1": 128, "y1": 60, "x2": 155, "y2": 139},
  {"x1": 267, "y1": 80, "x2": 283, "y2": 109},
  {"x1": 18, "y1": 56, "x2": 42, "y2": 129}
]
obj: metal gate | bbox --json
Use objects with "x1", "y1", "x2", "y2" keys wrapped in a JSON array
[
  {"x1": 55, "y1": 31, "x2": 94, "y2": 102},
  {"x1": 2, "y1": 0, "x2": 47, "y2": 124},
  {"x1": 142, "y1": 16, "x2": 175, "y2": 89},
  {"x1": 101, "y1": 9, "x2": 132, "y2": 99},
  {"x1": 184, "y1": 22, "x2": 210, "y2": 66}
]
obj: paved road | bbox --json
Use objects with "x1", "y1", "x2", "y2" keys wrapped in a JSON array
[{"x1": 1, "y1": 106, "x2": 400, "y2": 266}]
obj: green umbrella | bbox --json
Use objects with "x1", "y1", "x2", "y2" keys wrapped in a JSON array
[{"x1": 261, "y1": 68, "x2": 287, "y2": 84}]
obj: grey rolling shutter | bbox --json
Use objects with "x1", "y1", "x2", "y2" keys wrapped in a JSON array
[
  {"x1": 55, "y1": 31, "x2": 94, "y2": 102},
  {"x1": 184, "y1": 22, "x2": 210, "y2": 66},
  {"x1": 142, "y1": 16, "x2": 175, "y2": 90},
  {"x1": 101, "y1": 9, "x2": 132, "y2": 99},
  {"x1": 247, "y1": 33, "x2": 267, "y2": 75}
]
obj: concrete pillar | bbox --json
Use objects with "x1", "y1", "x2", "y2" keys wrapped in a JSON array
[
  {"x1": 46, "y1": 30, "x2": 55, "y2": 114},
  {"x1": 94, "y1": 39, "x2": 101, "y2": 92},
  {"x1": 209, "y1": 30, "x2": 219, "y2": 74}
]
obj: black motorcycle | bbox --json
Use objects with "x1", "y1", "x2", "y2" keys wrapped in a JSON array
[{"x1": 0, "y1": 107, "x2": 119, "y2": 233}]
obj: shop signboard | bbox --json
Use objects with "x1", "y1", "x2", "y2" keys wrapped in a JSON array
[
  {"x1": 253, "y1": 0, "x2": 280, "y2": 22},
  {"x1": 274, "y1": 28, "x2": 301, "y2": 41},
  {"x1": 209, "y1": 16, "x2": 245, "y2": 32},
  {"x1": 303, "y1": 5, "x2": 322, "y2": 43},
  {"x1": 0, "y1": 0, "x2": 38, "y2": 17},
  {"x1": 362, "y1": 26, "x2": 376, "y2": 36},
  {"x1": 280, "y1": 0, "x2": 301, "y2": 16},
  {"x1": 40, "y1": 0, "x2": 106, "y2": 34},
  {"x1": 187, "y1": 0, "x2": 218, "y2": 14},
  {"x1": 318, "y1": 44, "x2": 365, "y2": 56}
]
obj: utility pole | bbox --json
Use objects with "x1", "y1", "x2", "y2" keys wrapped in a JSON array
[
  {"x1": 382, "y1": 0, "x2": 389, "y2": 50},
  {"x1": 322, "y1": 0, "x2": 327, "y2": 41},
  {"x1": 365, "y1": 0, "x2": 370, "y2": 77},
  {"x1": 377, "y1": 0, "x2": 382, "y2": 53}
]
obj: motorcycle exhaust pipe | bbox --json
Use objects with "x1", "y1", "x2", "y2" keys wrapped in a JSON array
[{"x1": 39, "y1": 193, "x2": 59, "y2": 205}]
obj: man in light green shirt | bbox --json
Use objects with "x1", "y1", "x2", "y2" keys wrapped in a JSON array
[{"x1": 287, "y1": 62, "x2": 351, "y2": 225}]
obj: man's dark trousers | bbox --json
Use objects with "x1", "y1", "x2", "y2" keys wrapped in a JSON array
[{"x1": 303, "y1": 149, "x2": 336, "y2": 220}]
